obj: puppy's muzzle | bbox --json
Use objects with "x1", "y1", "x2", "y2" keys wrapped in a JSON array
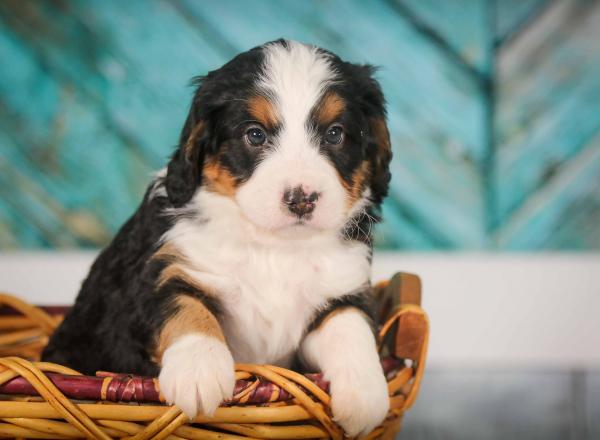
[{"x1": 283, "y1": 186, "x2": 319, "y2": 218}]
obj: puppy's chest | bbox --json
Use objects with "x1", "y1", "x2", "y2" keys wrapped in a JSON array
[{"x1": 168, "y1": 224, "x2": 370, "y2": 365}]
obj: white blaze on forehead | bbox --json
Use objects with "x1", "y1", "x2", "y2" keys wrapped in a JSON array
[
  {"x1": 258, "y1": 41, "x2": 337, "y2": 143},
  {"x1": 234, "y1": 41, "x2": 349, "y2": 232}
]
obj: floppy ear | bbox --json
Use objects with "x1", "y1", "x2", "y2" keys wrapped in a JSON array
[
  {"x1": 367, "y1": 115, "x2": 392, "y2": 205},
  {"x1": 358, "y1": 66, "x2": 392, "y2": 206},
  {"x1": 165, "y1": 92, "x2": 209, "y2": 207}
]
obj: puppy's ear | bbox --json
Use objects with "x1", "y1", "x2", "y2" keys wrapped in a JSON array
[
  {"x1": 367, "y1": 114, "x2": 392, "y2": 205},
  {"x1": 357, "y1": 65, "x2": 392, "y2": 206},
  {"x1": 165, "y1": 85, "x2": 211, "y2": 207}
]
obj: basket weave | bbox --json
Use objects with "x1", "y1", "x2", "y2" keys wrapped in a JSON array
[{"x1": 0, "y1": 272, "x2": 428, "y2": 439}]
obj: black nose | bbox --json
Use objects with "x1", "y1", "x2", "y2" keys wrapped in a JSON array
[{"x1": 283, "y1": 186, "x2": 319, "y2": 217}]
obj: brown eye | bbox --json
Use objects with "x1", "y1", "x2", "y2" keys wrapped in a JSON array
[
  {"x1": 245, "y1": 126, "x2": 267, "y2": 146},
  {"x1": 325, "y1": 125, "x2": 344, "y2": 145}
]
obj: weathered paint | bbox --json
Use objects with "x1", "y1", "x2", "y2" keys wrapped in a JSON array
[{"x1": 0, "y1": 0, "x2": 597, "y2": 250}]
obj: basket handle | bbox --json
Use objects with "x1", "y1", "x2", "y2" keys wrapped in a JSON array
[
  {"x1": 376, "y1": 272, "x2": 428, "y2": 361},
  {"x1": 374, "y1": 272, "x2": 422, "y2": 325},
  {"x1": 376, "y1": 273, "x2": 429, "y2": 409},
  {"x1": 384, "y1": 273, "x2": 426, "y2": 360}
]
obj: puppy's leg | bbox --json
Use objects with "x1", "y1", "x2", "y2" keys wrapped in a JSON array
[
  {"x1": 300, "y1": 308, "x2": 389, "y2": 437},
  {"x1": 156, "y1": 295, "x2": 235, "y2": 418}
]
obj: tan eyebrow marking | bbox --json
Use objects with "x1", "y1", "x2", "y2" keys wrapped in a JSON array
[
  {"x1": 316, "y1": 92, "x2": 346, "y2": 126},
  {"x1": 247, "y1": 95, "x2": 279, "y2": 128}
]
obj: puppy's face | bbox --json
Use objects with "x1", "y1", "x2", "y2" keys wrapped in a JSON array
[{"x1": 166, "y1": 40, "x2": 391, "y2": 236}]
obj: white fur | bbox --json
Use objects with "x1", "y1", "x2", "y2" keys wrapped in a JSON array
[
  {"x1": 162, "y1": 189, "x2": 371, "y2": 365},
  {"x1": 157, "y1": 41, "x2": 381, "y2": 426},
  {"x1": 300, "y1": 309, "x2": 389, "y2": 437},
  {"x1": 236, "y1": 41, "x2": 348, "y2": 231},
  {"x1": 159, "y1": 333, "x2": 235, "y2": 418}
]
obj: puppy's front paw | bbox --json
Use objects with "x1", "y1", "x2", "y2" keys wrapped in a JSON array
[
  {"x1": 159, "y1": 333, "x2": 235, "y2": 418},
  {"x1": 329, "y1": 367, "x2": 389, "y2": 438}
]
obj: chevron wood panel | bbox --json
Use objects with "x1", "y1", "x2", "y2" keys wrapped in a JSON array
[
  {"x1": 398, "y1": 0, "x2": 490, "y2": 73},
  {"x1": 495, "y1": 0, "x2": 600, "y2": 249},
  {"x1": 0, "y1": 0, "x2": 597, "y2": 250}
]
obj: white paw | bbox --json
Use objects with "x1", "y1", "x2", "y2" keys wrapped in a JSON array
[
  {"x1": 328, "y1": 367, "x2": 389, "y2": 438},
  {"x1": 158, "y1": 333, "x2": 235, "y2": 418}
]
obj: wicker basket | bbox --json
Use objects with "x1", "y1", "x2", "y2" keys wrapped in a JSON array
[{"x1": 0, "y1": 272, "x2": 428, "y2": 439}]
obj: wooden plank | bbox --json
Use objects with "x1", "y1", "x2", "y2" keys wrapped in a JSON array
[
  {"x1": 0, "y1": 148, "x2": 79, "y2": 248},
  {"x1": 5, "y1": 1, "x2": 597, "y2": 250},
  {"x1": 0, "y1": 0, "x2": 235, "y2": 248},
  {"x1": 396, "y1": 0, "x2": 490, "y2": 73},
  {"x1": 375, "y1": 199, "x2": 455, "y2": 250},
  {"x1": 495, "y1": 0, "x2": 551, "y2": 45},
  {"x1": 0, "y1": 0, "x2": 222, "y2": 165},
  {"x1": 66, "y1": 0, "x2": 229, "y2": 158},
  {"x1": 0, "y1": 23, "x2": 147, "y2": 247},
  {"x1": 496, "y1": 134, "x2": 600, "y2": 249},
  {"x1": 0, "y1": 191, "x2": 46, "y2": 249},
  {"x1": 544, "y1": 173, "x2": 600, "y2": 250},
  {"x1": 496, "y1": 0, "x2": 600, "y2": 248}
]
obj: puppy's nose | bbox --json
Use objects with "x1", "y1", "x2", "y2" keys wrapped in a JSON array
[{"x1": 283, "y1": 186, "x2": 319, "y2": 217}]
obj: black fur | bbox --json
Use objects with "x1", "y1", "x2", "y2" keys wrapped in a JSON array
[
  {"x1": 42, "y1": 40, "x2": 391, "y2": 375},
  {"x1": 166, "y1": 46, "x2": 267, "y2": 206},
  {"x1": 306, "y1": 289, "x2": 376, "y2": 334},
  {"x1": 42, "y1": 189, "x2": 175, "y2": 375},
  {"x1": 309, "y1": 55, "x2": 392, "y2": 243},
  {"x1": 290, "y1": 288, "x2": 376, "y2": 373},
  {"x1": 315, "y1": 50, "x2": 392, "y2": 205}
]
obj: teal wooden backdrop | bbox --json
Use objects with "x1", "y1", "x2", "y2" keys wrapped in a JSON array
[{"x1": 1, "y1": 0, "x2": 599, "y2": 250}]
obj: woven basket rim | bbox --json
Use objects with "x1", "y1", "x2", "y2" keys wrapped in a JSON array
[{"x1": 0, "y1": 272, "x2": 429, "y2": 439}]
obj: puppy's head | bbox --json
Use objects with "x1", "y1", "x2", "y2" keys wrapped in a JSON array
[{"x1": 166, "y1": 39, "x2": 391, "y2": 236}]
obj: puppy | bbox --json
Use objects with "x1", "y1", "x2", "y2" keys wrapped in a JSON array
[{"x1": 43, "y1": 39, "x2": 392, "y2": 437}]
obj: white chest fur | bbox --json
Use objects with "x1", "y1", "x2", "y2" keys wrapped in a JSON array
[{"x1": 162, "y1": 191, "x2": 371, "y2": 366}]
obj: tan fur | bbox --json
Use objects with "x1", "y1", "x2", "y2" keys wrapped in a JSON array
[
  {"x1": 153, "y1": 244, "x2": 218, "y2": 296},
  {"x1": 157, "y1": 264, "x2": 203, "y2": 290},
  {"x1": 248, "y1": 95, "x2": 279, "y2": 128},
  {"x1": 152, "y1": 240, "x2": 225, "y2": 363},
  {"x1": 370, "y1": 117, "x2": 392, "y2": 167},
  {"x1": 155, "y1": 295, "x2": 225, "y2": 362},
  {"x1": 316, "y1": 93, "x2": 346, "y2": 126},
  {"x1": 152, "y1": 242, "x2": 183, "y2": 263},
  {"x1": 350, "y1": 161, "x2": 370, "y2": 205},
  {"x1": 203, "y1": 160, "x2": 238, "y2": 197},
  {"x1": 340, "y1": 160, "x2": 370, "y2": 207},
  {"x1": 184, "y1": 121, "x2": 206, "y2": 157}
]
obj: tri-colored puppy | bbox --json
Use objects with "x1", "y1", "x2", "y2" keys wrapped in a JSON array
[{"x1": 43, "y1": 39, "x2": 392, "y2": 437}]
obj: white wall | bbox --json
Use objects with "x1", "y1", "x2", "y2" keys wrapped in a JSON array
[
  {"x1": 1, "y1": 252, "x2": 599, "y2": 369},
  {"x1": 373, "y1": 253, "x2": 600, "y2": 369}
]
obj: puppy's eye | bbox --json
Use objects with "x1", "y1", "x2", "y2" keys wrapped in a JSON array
[
  {"x1": 325, "y1": 125, "x2": 344, "y2": 145},
  {"x1": 245, "y1": 126, "x2": 267, "y2": 146}
]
